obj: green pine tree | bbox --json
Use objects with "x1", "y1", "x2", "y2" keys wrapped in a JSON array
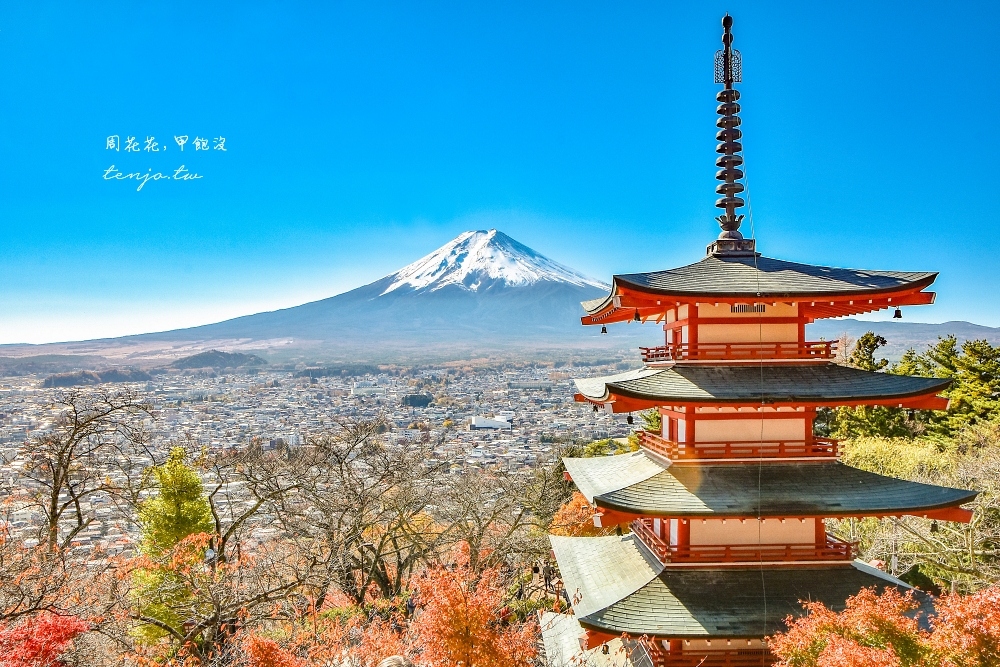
[
  {"x1": 138, "y1": 447, "x2": 214, "y2": 556},
  {"x1": 133, "y1": 447, "x2": 215, "y2": 645},
  {"x1": 640, "y1": 408, "x2": 662, "y2": 433},
  {"x1": 830, "y1": 332, "x2": 913, "y2": 438}
]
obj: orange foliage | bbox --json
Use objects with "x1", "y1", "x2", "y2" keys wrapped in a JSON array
[
  {"x1": 549, "y1": 491, "x2": 605, "y2": 537},
  {"x1": 770, "y1": 585, "x2": 1000, "y2": 667},
  {"x1": 927, "y1": 586, "x2": 1000, "y2": 667},
  {"x1": 411, "y1": 544, "x2": 536, "y2": 667},
  {"x1": 244, "y1": 636, "x2": 308, "y2": 667},
  {"x1": 355, "y1": 615, "x2": 412, "y2": 666},
  {"x1": 250, "y1": 607, "x2": 410, "y2": 667}
]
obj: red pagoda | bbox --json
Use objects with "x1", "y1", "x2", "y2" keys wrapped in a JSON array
[{"x1": 545, "y1": 15, "x2": 977, "y2": 667}]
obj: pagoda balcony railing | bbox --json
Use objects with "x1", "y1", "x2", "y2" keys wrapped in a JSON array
[
  {"x1": 630, "y1": 518, "x2": 857, "y2": 565},
  {"x1": 649, "y1": 650, "x2": 774, "y2": 667},
  {"x1": 637, "y1": 430, "x2": 839, "y2": 460},
  {"x1": 640, "y1": 340, "x2": 836, "y2": 363}
]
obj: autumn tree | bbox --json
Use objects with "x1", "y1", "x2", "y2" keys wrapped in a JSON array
[
  {"x1": 769, "y1": 585, "x2": 1000, "y2": 667},
  {"x1": 15, "y1": 389, "x2": 152, "y2": 550},
  {"x1": 0, "y1": 612, "x2": 89, "y2": 667},
  {"x1": 0, "y1": 514, "x2": 73, "y2": 623},
  {"x1": 281, "y1": 419, "x2": 448, "y2": 606},
  {"x1": 836, "y1": 436, "x2": 1000, "y2": 593},
  {"x1": 439, "y1": 463, "x2": 569, "y2": 573},
  {"x1": 411, "y1": 545, "x2": 536, "y2": 667},
  {"x1": 549, "y1": 491, "x2": 609, "y2": 538},
  {"x1": 123, "y1": 532, "x2": 308, "y2": 663},
  {"x1": 202, "y1": 443, "x2": 309, "y2": 566},
  {"x1": 126, "y1": 445, "x2": 312, "y2": 660}
]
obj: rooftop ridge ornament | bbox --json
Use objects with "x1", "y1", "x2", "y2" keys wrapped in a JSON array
[{"x1": 707, "y1": 14, "x2": 758, "y2": 258}]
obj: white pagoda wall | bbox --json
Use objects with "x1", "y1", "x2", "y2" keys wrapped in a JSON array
[
  {"x1": 696, "y1": 322, "x2": 799, "y2": 344},
  {"x1": 688, "y1": 518, "x2": 818, "y2": 545},
  {"x1": 693, "y1": 418, "x2": 806, "y2": 443}
]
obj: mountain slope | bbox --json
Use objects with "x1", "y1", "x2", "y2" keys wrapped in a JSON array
[
  {"x1": 127, "y1": 230, "x2": 623, "y2": 353},
  {"x1": 807, "y1": 319, "x2": 1000, "y2": 361}
]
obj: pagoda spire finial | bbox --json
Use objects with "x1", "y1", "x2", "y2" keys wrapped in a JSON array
[{"x1": 707, "y1": 14, "x2": 757, "y2": 258}]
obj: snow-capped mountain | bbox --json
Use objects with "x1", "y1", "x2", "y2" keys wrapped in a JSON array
[
  {"x1": 381, "y1": 229, "x2": 608, "y2": 295},
  {"x1": 119, "y1": 230, "x2": 645, "y2": 358}
]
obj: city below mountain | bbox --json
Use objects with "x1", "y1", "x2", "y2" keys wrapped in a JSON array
[{"x1": 1, "y1": 229, "x2": 998, "y2": 366}]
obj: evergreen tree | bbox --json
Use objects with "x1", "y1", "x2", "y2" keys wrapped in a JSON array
[
  {"x1": 640, "y1": 408, "x2": 662, "y2": 433},
  {"x1": 849, "y1": 332, "x2": 889, "y2": 372},
  {"x1": 830, "y1": 332, "x2": 912, "y2": 438},
  {"x1": 133, "y1": 447, "x2": 214, "y2": 645},
  {"x1": 138, "y1": 447, "x2": 213, "y2": 556},
  {"x1": 891, "y1": 336, "x2": 1000, "y2": 437}
]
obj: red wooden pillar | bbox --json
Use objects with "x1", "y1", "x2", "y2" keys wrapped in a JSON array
[
  {"x1": 689, "y1": 302, "x2": 699, "y2": 354},
  {"x1": 678, "y1": 518, "x2": 690, "y2": 547},
  {"x1": 815, "y1": 517, "x2": 826, "y2": 546}
]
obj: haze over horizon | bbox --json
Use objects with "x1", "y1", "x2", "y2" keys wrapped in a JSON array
[{"x1": 3, "y1": 2, "x2": 998, "y2": 344}]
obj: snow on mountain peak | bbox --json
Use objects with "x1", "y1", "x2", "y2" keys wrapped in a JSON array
[{"x1": 380, "y1": 229, "x2": 609, "y2": 295}]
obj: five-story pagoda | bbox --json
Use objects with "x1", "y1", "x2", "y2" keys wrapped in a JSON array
[{"x1": 547, "y1": 15, "x2": 977, "y2": 667}]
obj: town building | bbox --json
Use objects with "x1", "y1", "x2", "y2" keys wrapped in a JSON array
[{"x1": 547, "y1": 15, "x2": 977, "y2": 667}]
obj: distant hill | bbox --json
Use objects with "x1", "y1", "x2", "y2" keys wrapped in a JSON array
[
  {"x1": 0, "y1": 355, "x2": 110, "y2": 376},
  {"x1": 170, "y1": 350, "x2": 267, "y2": 369},
  {"x1": 807, "y1": 320, "x2": 1000, "y2": 361},
  {"x1": 42, "y1": 368, "x2": 152, "y2": 388}
]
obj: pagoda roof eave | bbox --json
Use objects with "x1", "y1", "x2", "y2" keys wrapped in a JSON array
[
  {"x1": 551, "y1": 534, "x2": 931, "y2": 640},
  {"x1": 581, "y1": 255, "x2": 938, "y2": 324},
  {"x1": 564, "y1": 452, "x2": 977, "y2": 518},
  {"x1": 572, "y1": 364, "x2": 951, "y2": 410}
]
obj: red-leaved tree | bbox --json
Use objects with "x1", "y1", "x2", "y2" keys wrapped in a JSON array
[
  {"x1": 770, "y1": 585, "x2": 1000, "y2": 667},
  {"x1": 0, "y1": 612, "x2": 88, "y2": 667},
  {"x1": 549, "y1": 491, "x2": 609, "y2": 537},
  {"x1": 411, "y1": 544, "x2": 536, "y2": 667}
]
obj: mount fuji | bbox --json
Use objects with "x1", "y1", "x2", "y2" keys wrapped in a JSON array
[{"x1": 108, "y1": 230, "x2": 632, "y2": 359}]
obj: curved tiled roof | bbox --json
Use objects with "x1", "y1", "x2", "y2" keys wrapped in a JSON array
[
  {"x1": 572, "y1": 457, "x2": 977, "y2": 517},
  {"x1": 551, "y1": 535, "x2": 933, "y2": 639},
  {"x1": 573, "y1": 364, "x2": 951, "y2": 405},
  {"x1": 579, "y1": 561, "x2": 931, "y2": 638},
  {"x1": 550, "y1": 534, "x2": 663, "y2": 618},
  {"x1": 562, "y1": 449, "x2": 664, "y2": 503},
  {"x1": 583, "y1": 255, "x2": 937, "y2": 313}
]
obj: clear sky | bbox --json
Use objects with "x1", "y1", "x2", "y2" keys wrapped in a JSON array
[{"x1": 2, "y1": 2, "x2": 997, "y2": 344}]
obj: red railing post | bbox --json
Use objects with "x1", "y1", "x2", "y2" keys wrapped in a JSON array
[
  {"x1": 636, "y1": 431, "x2": 839, "y2": 462},
  {"x1": 640, "y1": 340, "x2": 836, "y2": 363}
]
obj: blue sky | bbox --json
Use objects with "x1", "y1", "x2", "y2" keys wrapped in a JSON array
[{"x1": 1, "y1": 2, "x2": 996, "y2": 344}]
